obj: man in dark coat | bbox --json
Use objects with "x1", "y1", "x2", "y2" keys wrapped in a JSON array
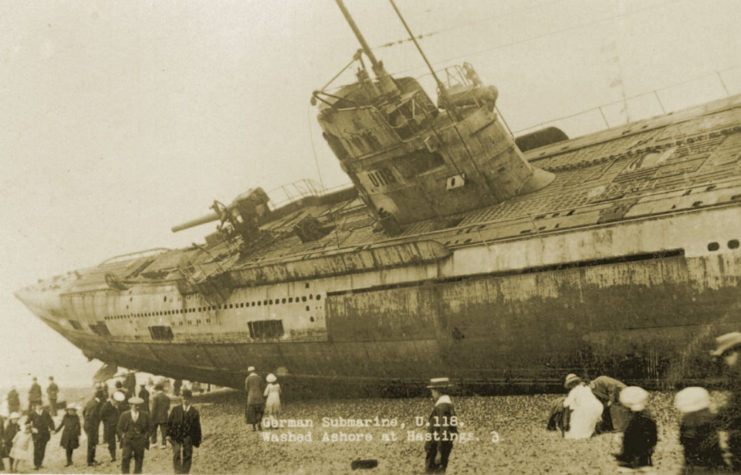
[
  {"x1": 138, "y1": 384, "x2": 150, "y2": 414},
  {"x1": 244, "y1": 367, "x2": 265, "y2": 431},
  {"x1": 425, "y1": 377, "x2": 458, "y2": 473},
  {"x1": 711, "y1": 332, "x2": 741, "y2": 469},
  {"x1": 28, "y1": 377, "x2": 43, "y2": 410},
  {"x1": 150, "y1": 383, "x2": 170, "y2": 448},
  {"x1": 101, "y1": 391, "x2": 125, "y2": 462},
  {"x1": 28, "y1": 402, "x2": 55, "y2": 470},
  {"x1": 173, "y1": 379, "x2": 182, "y2": 397},
  {"x1": 124, "y1": 373, "x2": 137, "y2": 400},
  {"x1": 83, "y1": 390, "x2": 104, "y2": 467},
  {"x1": 6, "y1": 387, "x2": 20, "y2": 414},
  {"x1": 167, "y1": 390, "x2": 202, "y2": 474},
  {"x1": 117, "y1": 397, "x2": 152, "y2": 474},
  {"x1": 46, "y1": 376, "x2": 60, "y2": 417},
  {"x1": 589, "y1": 375, "x2": 629, "y2": 432}
]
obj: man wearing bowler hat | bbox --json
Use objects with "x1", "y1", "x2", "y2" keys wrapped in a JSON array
[
  {"x1": 167, "y1": 389, "x2": 202, "y2": 474},
  {"x1": 425, "y1": 377, "x2": 458, "y2": 473},
  {"x1": 117, "y1": 396, "x2": 152, "y2": 474},
  {"x1": 711, "y1": 332, "x2": 741, "y2": 469}
]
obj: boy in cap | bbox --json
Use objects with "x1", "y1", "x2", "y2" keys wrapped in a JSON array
[
  {"x1": 614, "y1": 386, "x2": 657, "y2": 470},
  {"x1": 117, "y1": 396, "x2": 152, "y2": 474},
  {"x1": 711, "y1": 331, "x2": 741, "y2": 469},
  {"x1": 425, "y1": 377, "x2": 457, "y2": 473},
  {"x1": 675, "y1": 387, "x2": 726, "y2": 471}
]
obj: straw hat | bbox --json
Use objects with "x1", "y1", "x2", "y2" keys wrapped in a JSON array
[
  {"x1": 564, "y1": 374, "x2": 582, "y2": 388},
  {"x1": 113, "y1": 391, "x2": 126, "y2": 402},
  {"x1": 675, "y1": 387, "x2": 711, "y2": 414},
  {"x1": 710, "y1": 332, "x2": 741, "y2": 357},
  {"x1": 426, "y1": 377, "x2": 451, "y2": 389},
  {"x1": 66, "y1": 404, "x2": 79, "y2": 412},
  {"x1": 620, "y1": 386, "x2": 649, "y2": 412},
  {"x1": 247, "y1": 366, "x2": 256, "y2": 372},
  {"x1": 266, "y1": 373, "x2": 277, "y2": 383},
  {"x1": 128, "y1": 396, "x2": 144, "y2": 405},
  {"x1": 8, "y1": 412, "x2": 20, "y2": 420}
]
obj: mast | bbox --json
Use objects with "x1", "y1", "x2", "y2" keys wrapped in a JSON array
[{"x1": 334, "y1": 0, "x2": 398, "y2": 96}]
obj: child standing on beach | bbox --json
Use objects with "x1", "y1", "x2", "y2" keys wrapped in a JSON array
[
  {"x1": 675, "y1": 387, "x2": 727, "y2": 471},
  {"x1": 614, "y1": 386, "x2": 658, "y2": 472},
  {"x1": 10, "y1": 420, "x2": 33, "y2": 473},
  {"x1": 56, "y1": 404, "x2": 82, "y2": 467},
  {"x1": 263, "y1": 373, "x2": 281, "y2": 428}
]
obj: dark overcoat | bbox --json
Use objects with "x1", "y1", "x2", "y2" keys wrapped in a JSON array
[
  {"x1": 28, "y1": 409, "x2": 55, "y2": 444},
  {"x1": 117, "y1": 410, "x2": 152, "y2": 450},
  {"x1": 615, "y1": 411, "x2": 658, "y2": 469},
  {"x1": 3, "y1": 421, "x2": 20, "y2": 457},
  {"x1": 151, "y1": 392, "x2": 171, "y2": 424},
  {"x1": 245, "y1": 373, "x2": 265, "y2": 406},
  {"x1": 83, "y1": 397, "x2": 102, "y2": 433},
  {"x1": 100, "y1": 400, "x2": 120, "y2": 442},
  {"x1": 58, "y1": 413, "x2": 81, "y2": 449},
  {"x1": 167, "y1": 405, "x2": 202, "y2": 447}
]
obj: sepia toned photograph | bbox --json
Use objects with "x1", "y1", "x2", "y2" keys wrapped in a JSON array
[{"x1": 2, "y1": 0, "x2": 741, "y2": 473}]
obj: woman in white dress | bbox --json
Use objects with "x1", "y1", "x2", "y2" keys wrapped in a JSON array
[
  {"x1": 263, "y1": 373, "x2": 282, "y2": 428},
  {"x1": 563, "y1": 374, "x2": 603, "y2": 439}
]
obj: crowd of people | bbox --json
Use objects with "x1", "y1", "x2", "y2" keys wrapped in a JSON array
[
  {"x1": 541, "y1": 331, "x2": 741, "y2": 473},
  {"x1": 7, "y1": 332, "x2": 741, "y2": 474},
  {"x1": 0, "y1": 376, "x2": 202, "y2": 474}
]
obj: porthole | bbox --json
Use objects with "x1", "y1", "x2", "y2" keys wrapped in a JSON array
[
  {"x1": 306, "y1": 306, "x2": 310, "y2": 311},
  {"x1": 729, "y1": 240, "x2": 740, "y2": 249},
  {"x1": 708, "y1": 242, "x2": 720, "y2": 251},
  {"x1": 309, "y1": 295, "x2": 313, "y2": 300},
  {"x1": 264, "y1": 300, "x2": 268, "y2": 305},
  {"x1": 310, "y1": 316, "x2": 315, "y2": 322},
  {"x1": 282, "y1": 298, "x2": 286, "y2": 304},
  {"x1": 269, "y1": 300, "x2": 273, "y2": 305},
  {"x1": 317, "y1": 295, "x2": 321, "y2": 301},
  {"x1": 289, "y1": 298, "x2": 293, "y2": 303},
  {"x1": 251, "y1": 302, "x2": 256, "y2": 307},
  {"x1": 305, "y1": 283, "x2": 310, "y2": 289},
  {"x1": 302, "y1": 296, "x2": 307, "y2": 302}
]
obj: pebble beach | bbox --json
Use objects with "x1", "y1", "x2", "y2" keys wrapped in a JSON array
[{"x1": 10, "y1": 388, "x2": 713, "y2": 474}]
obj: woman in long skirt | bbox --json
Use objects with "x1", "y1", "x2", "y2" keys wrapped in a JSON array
[
  {"x1": 563, "y1": 374, "x2": 603, "y2": 439},
  {"x1": 263, "y1": 374, "x2": 282, "y2": 428}
]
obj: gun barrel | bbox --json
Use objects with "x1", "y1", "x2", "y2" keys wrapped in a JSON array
[{"x1": 171, "y1": 212, "x2": 219, "y2": 233}]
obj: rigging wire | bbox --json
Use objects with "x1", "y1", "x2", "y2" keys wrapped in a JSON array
[
  {"x1": 373, "y1": 0, "x2": 573, "y2": 50},
  {"x1": 386, "y1": 0, "x2": 690, "y2": 77},
  {"x1": 307, "y1": 105, "x2": 343, "y2": 250}
]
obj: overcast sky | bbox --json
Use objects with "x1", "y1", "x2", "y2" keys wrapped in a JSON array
[{"x1": 1, "y1": 0, "x2": 740, "y2": 391}]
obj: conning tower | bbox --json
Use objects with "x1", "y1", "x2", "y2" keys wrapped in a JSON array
[{"x1": 315, "y1": 0, "x2": 555, "y2": 235}]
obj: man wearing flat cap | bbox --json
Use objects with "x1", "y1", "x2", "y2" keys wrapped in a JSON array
[
  {"x1": 711, "y1": 332, "x2": 741, "y2": 469},
  {"x1": 83, "y1": 389, "x2": 105, "y2": 466},
  {"x1": 167, "y1": 389, "x2": 202, "y2": 474},
  {"x1": 117, "y1": 396, "x2": 152, "y2": 474},
  {"x1": 425, "y1": 377, "x2": 458, "y2": 473}
]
